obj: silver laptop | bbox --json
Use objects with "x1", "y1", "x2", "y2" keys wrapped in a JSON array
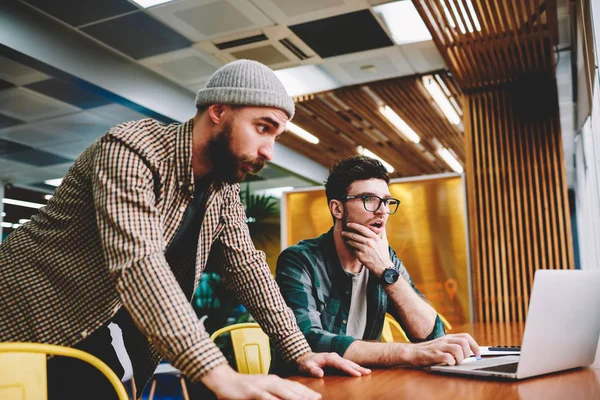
[{"x1": 430, "y1": 269, "x2": 600, "y2": 380}]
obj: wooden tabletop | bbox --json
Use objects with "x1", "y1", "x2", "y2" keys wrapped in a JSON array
[{"x1": 289, "y1": 323, "x2": 600, "y2": 400}]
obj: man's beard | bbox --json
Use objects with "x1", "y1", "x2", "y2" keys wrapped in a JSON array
[{"x1": 207, "y1": 121, "x2": 266, "y2": 184}]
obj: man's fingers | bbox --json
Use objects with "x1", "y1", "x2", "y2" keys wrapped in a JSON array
[
  {"x1": 461, "y1": 333, "x2": 481, "y2": 357},
  {"x1": 256, "y1": 392, "x2": 279, "y2": 400},
  {"x1": 323, "y1": 354, "x2": 370, "y2": 377},
  {"x1": 343, "y1": 239, "x2": 365, "y2": 251},
  {"x1": 300, "y1": 360, "x2": 324, "y2": 378},
  {"x1": 346, "y1": 223, "x2": 377, "y2": 238},
  {"x1": 444, "y1": 334, "x2": 480, "y2": 358},
  {"x1": 444, "y1": 343, "x2": 465, "y2": 364},
  {"x1": 335, "y1": 356, "x2": 371, "y2": 375},
  {"x1": 265, "y1": 378, "x2": 321, "y2": 400},
  {"x1": 341, "y1": 231, "x2": 369, "y2": 244}
]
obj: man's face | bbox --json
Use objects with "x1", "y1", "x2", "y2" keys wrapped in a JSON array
[
  {"x1": 208, "y1": 106, "x2": 288, "y2": 183},
  {"x1": 341, "y1": 179, "x2": 392, "y2": 237}
]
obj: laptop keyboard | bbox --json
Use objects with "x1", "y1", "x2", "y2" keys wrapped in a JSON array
[
  {"x1": 488, "y1": 346, "x2": 521, "y2": 352},
  {"x1": 476, "y1": 362, "x2": 519, "y2": 373}
]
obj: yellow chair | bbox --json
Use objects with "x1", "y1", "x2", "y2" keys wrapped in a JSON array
[
  {"x1": 438, "y1": 314, "x2": 453, "y2": 331},
  {"x1": 381, "y1": 313, "x2": 453, "y2": 343},
  {"x1": 210, "y1": 323, "x2": 271, "y2": 374},
  {"x1": 382, "y1": 314, "x2": 410, "y2": 343},
  {"x1": 0, "y1": 342, "x2": 128, "y2": 400}
]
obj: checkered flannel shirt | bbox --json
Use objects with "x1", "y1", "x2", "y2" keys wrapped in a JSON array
[{"x1": 0, "y1": 118, "x2": 310, "y2": 389}]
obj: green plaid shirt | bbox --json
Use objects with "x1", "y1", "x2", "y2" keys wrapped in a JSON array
[{"x1": 276, "y1": 229, "x2": 446, "y2": 357}]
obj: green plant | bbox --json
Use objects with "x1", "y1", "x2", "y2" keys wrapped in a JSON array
[{"x1": 240, "y1": 183, "x2": 279, "y2": 247}]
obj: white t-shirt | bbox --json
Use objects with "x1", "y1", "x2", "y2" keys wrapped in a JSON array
[{"x1": 345, "y1": 266, "x2": 369, "y2": 339}]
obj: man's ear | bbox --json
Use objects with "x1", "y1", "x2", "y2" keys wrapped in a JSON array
[
  {"x1": 207, "y1": 104, "x2": 226, "y2": 125},
  {"x1": 329, "y1": 199, "x2": 344, "y2": 221}
]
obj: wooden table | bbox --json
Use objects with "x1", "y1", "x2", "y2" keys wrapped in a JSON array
[{"x1": 289, "y1": 323, "x2": 600, "y2": 399}]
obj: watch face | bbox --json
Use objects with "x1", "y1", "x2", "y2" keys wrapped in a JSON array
[{"x1": 384, "y1": 268, "x2": 399, "y2": 284}]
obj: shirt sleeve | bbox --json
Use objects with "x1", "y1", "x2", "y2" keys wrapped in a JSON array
[
  {"x1": 276, "y1": 247, "x2": 356, "y2": 357},
  {"x1": 93, "y1": 137, "x2": 227, "y2": 383},
  {"x1": 215, "y1": 183, "x2": 311, "y2": 363},
  {"x1": 386, "y1": 249, "x2": 446, "y2": 342}
]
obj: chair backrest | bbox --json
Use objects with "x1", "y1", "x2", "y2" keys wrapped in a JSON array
[
  {"x1": 381, "y1": 314, "x2": 410, "y2": 343},
  {"x1": 210, "y1": 323, "x2": 271, "y2": 374},
  {"x1": 381, "y1": 313, "x2": 453, "y2": 343},
  {"x1": 0, "y1": 343, "x2": 129, "y2": 400},
  {"x1": 438, "y1": 314, "x2": 453, "y2": 331}
]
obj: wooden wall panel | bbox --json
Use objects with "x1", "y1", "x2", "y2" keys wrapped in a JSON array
[
  {"x1": 465, "y1": 83, "x2": 574, "y2": 322},
  {"x1": 413, "y1": 0, "x2": 574, "y2": 321}
]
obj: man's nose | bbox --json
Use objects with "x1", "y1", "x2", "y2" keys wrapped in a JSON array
[{"x1": 258, "y1": 139, "x2": 274, "y2": 161}]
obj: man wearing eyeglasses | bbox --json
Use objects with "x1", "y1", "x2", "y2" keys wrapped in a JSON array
[{"x1": 275, "y1": 156, "x2": 479, "y2": 368}]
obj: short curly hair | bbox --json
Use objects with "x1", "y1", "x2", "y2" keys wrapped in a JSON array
[{"x1": 324, "y1": 156, "x2": 390, "y2": 204}]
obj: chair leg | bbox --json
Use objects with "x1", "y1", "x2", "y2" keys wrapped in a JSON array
[
  {"x1": 148, "y1": 379, "x2": 157, "y2": 400},
  {"x1": 180, "y1": 376, "x2": 190, "y2": 400},
  {"x1": 131, "y1": 377, "x2": 137, "y2": 400}
]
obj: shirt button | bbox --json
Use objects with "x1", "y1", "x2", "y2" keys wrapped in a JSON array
[
  {"x1": 345, "y1": 289, "x2": 350, "y2": 295},
  {"x1": 177, "y1": 181, "x2": 184, "y2": 188},
  {"x1": 342, "y1": 319, "x2": 347, "y2": 324},
  {"x1": 179, "y1": 206, "x2": 186, "y2": 212},
  {"x1": 188, "y1": 184, "x2": 193, "y2": 192},
  {"x1": 81, "y1": 330, "x2": 88, "y2": 338}
]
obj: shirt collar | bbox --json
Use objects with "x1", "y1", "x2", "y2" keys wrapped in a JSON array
[{"x1": 174, "y1": 118, "x2": 194, "y2": 195}]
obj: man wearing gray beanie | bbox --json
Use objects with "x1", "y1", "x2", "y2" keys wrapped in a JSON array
[{"x1": 0, "y1": 59, "x2": 370, "y2": 400}]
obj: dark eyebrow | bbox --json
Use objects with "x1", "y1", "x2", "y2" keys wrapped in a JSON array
[
  {"x1": 356, "y1": 192, "x2": 393, "y2": 198},
  {"x1": 257, "y1": 117, "x2": 280, "y2": 130}
]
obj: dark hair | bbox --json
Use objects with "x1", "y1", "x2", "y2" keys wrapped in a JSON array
[{"x1": 325, "y1": 156, "x2": 390, "y2": 203}]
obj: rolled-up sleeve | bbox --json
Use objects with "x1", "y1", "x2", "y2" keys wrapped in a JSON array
[
  {"x1": 276, "y1": 248, "x2": 356, "y2": 357},
  {"x1": 216, "y1": 184, "x2": 311, "y2": 362},
  {"x1": 93, "y1": 138, "x2": 227, "y2": 382}
]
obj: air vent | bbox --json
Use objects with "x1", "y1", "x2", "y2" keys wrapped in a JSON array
[
  {"x1": 215, "y1": 34, "x2": 269, "y2": 50},
  {"x1": 279, "y1": 38, "x2": 310, "y2": 60}
]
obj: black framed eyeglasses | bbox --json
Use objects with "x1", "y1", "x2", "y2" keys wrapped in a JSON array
[{"x1": 343, "y1": 195, "x2": 400, "y2": 214}]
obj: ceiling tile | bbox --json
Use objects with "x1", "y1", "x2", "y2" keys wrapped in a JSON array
[
  {"x1": 26, "y1": 79, "x2": 111, "y2": 109},
  {"x1": 149, "y1": 0, "x2": 273, "y2": 42},
  {"x1": 252, "y1": 0, "x2": 365, "y2": 26},
  {"x1": 0, "y1": 147, "x2": 73, "y2": 167},
  {"x1": 81, "y1": 12, "x2": 192, "y2": 59},
  {"x1": 0, "y1": 88, "x2": 80, "y2": 122},
  {"x1": 397, "y1": 41, "x2": 446, "y2": 73},
  {"x1": 0, "y1": 79, "x2": 14, "y2": 91},
  {"x1": 5, "y1": 166, "x2": 70, "y2": 184},
  {"x1": 0, "y1": 138, "x2": 30, "y2": 156},
  {"x1": 34, "y1": 112, "x2": 115, "y2": 142},
  {"x1": 196, "y1": 25, "x2": 320, "y2": 70},
  {"x1": 0, "y1": 55, "x2": 49, "y2": 86},
  {"x1": 322, "y1": 46, "x2": 414, "y2": 85},
  {"x1": 22, "y1": 0, "x2": 138, "y2": 27},
  {"x1": 140, "y1": 48, "x2": 221, "y2": 86},
  {"x1": 0, "y1": 113, "x2": 23, "y2": 130},
  {"x1": 86, "y1": 104, "x2": 150, "y2": 126},
  {"x1": 0, "y1": 122, "x2": 78, "y2": 148},
  {"x1": 230, "y1": 44, "x2": 290, "y2": 65},
  {"x1": 0, "y1": 157, "x2": 33, "y2": 174},
  {"x1": 45, "y1": 139, "x2": 97, "y2": 160},
  {"x1": 289, "y1": 10, "x2": 393, "y2": 58}
]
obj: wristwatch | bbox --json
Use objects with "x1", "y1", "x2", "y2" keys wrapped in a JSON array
[{"x1": 381, "y1": 268, "x2": 400, "y2": 285}]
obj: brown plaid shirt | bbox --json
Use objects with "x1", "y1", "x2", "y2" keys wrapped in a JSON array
[{"x1": 0, "y1": 118, "x2": 310, "y2": 389}]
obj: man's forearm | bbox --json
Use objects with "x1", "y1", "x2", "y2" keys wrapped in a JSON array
[
  {"x1": 343, "y1": 341, "x2": 411, "y2": 366},
  {"x1": 385, "y1": 278, "x2": 437, "y2": 340}
]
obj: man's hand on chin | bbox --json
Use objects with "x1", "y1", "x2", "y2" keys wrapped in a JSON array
[{"x1": 296, "y1": 352, "x2": 371, "y2": 378}]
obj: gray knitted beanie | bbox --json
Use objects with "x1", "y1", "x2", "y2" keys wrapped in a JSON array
[{"x1": 195, "y1": 59, "x2": 295, "y2": 119}]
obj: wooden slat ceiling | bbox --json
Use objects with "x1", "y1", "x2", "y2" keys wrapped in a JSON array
[
  {"x1": 281, "y1": 72, "x2": 465, "y2": 178},
  {"x1": 413, "y1": 0, "x2": 559, "y2": 90}
]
